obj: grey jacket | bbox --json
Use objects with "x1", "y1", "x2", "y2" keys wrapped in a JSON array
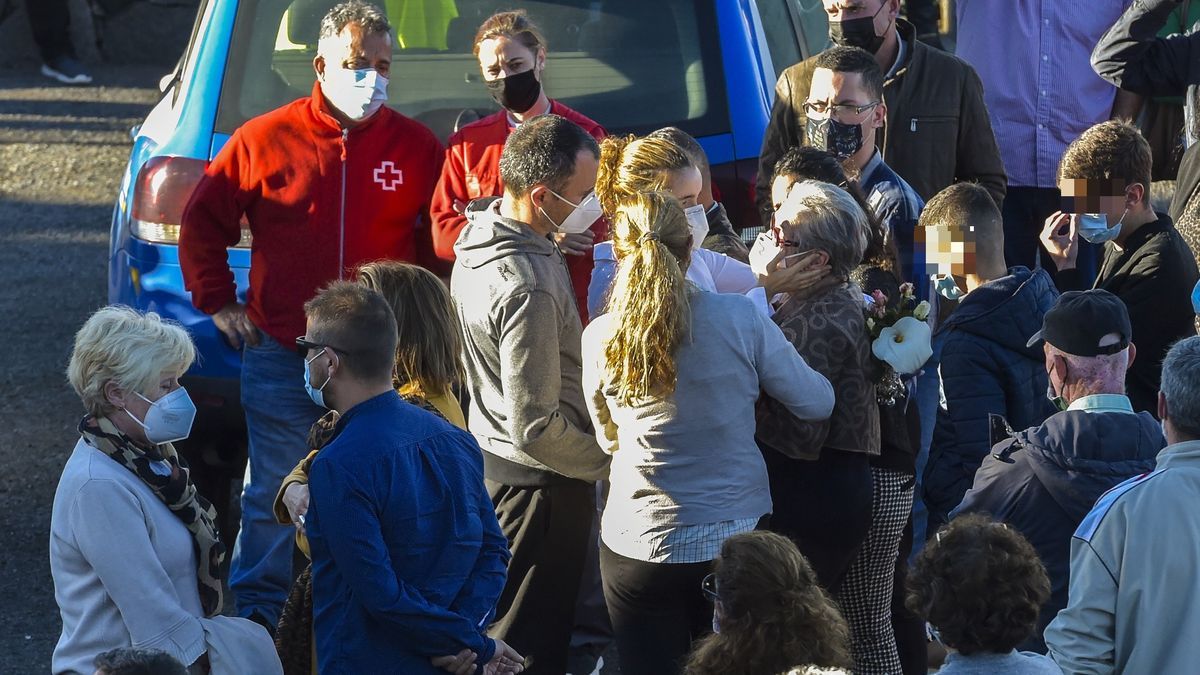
[
  {"x1": 1045, "y1": 440, "x2": 1200, "y2": 674},
  {"x1": 451, "y1": 198, "x2": 608, "y2": 485}
]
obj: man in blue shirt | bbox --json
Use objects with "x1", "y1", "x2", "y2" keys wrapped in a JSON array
[
  {"x1": 803, "y1": 45, "x2": 925, "y2": 288},
  {"x1": 302, "y1": 282, "x2": 522, "y2": 674}
]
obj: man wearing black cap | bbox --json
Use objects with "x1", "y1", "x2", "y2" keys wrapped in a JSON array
[{"x1": 953, "y1": 289, "x2": 1164, "y2": 653}]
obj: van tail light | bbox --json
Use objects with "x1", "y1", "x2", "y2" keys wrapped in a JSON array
[{"x1": 130, "y1": 156, "x2": 252, "y2": 248}]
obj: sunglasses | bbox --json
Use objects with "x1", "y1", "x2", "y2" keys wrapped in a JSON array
[
  {"x1": 701, "y1": 573, "x2": 719, "y2": 602},
  {"x1": 295, "y1": 337, "x2": 349, "y2": 359}
]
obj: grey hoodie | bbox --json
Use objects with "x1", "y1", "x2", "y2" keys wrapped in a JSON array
[{"x1": 451, "y1": 198, "x2": 608, "y2": 485}]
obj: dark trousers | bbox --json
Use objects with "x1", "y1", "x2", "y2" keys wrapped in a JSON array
[
  {"x1": 599, "y1": 543, "x2": 713, "y2": 675},
  {"x1": 892, "y1": 516, "x2": 929, "y2": 675},
  {"x1": 487, "y1": 479, "x2": 594, "y2": 675},
  {"x1": 761, "y1": 446, "x2": 874, "y2": 595},
  {"x1": 1001, "y1": 185, "x2": 1097, "y2": 285},
  {"x1": 25, "y1": 0, "x2": 75, "y2": 63}
]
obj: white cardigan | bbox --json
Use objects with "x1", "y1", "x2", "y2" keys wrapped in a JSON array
[{"x1": 50, "y1": 439, "x2": 280, "y2": 675}]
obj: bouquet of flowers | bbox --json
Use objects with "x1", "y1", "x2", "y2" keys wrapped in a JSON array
[{"x1": 864, "y1": 283, "x2": 933, "y2": 405}]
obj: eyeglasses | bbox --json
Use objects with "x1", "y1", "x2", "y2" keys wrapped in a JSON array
[
  {"x1": 295, "y1": 337, "x2": 349, "y2": 359},
  {"x1": 701, "y1": 573, "x2": 719, "y2": 602},
  {"x1": 803, "y1": 100, "x2": 880, "y2": 124}
]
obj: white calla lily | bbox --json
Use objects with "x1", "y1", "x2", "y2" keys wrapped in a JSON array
[{"x1": 872, "y1": 316, "x2": 932, "y2": 375}]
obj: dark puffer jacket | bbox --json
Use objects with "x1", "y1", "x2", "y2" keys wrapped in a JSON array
[
  {"x1": 953, "y1": 407, "x2": 1163, "y2": 652},
  {"x1": 923, "y1": 266, "x2": 1058, "y2": 527}
]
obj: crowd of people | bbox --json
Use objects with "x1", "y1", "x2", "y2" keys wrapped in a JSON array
[{"x1": 46, "y1": 0, "x2": 1200, "y2": 674}]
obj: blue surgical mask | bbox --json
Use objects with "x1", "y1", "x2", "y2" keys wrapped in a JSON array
[
  {"x1": 1046, "y1": 381, "x2": 1068, "y2": 412},
  {"x1": 1190, "y1": 279, "x2": 1200, "y2": 316},
  {"x1": 933, "y1": 274, "x2": 964, "y2": 301},
  {"x1": 1077, "y1": 210, "x2": 1126, "y2": 245},
  {"x1": 304, "y1": 349, "x2": 331, "y2": 409}
]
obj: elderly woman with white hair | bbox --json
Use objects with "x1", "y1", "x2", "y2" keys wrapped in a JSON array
[
  {"x1": 755, "y1": 181, "x2": 880, "y2": 599},
  {"x1": 51, "y1": 306, "x2": 280, "y2": 675}
]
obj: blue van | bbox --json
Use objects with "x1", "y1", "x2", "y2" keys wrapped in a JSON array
[{"x1": 109, "y1": 0, "x2": 829, "y2": 501}]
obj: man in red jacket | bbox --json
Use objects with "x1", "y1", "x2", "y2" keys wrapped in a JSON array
[
  {"x1": 431, "y1": 10, "x2": 605, "y2": 321},
  {"x1": 178, "y1": 0, "x2": 443, "y2": 631}
]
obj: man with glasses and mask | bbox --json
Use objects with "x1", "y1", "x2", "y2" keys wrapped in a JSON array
[
  {"x1": 179, "y1": 0, "x2": 444, "y2": 633},
  {"x1": 806, "y1": 46, "x2": 924, "y2": 291},
  {"x1": 756, "y1": 0, "x2": 1006, "y2": 228},
  {"x1": 451, "y1": 114, "x2": 610, "y2": 675},
  {"x1": 299, "y1": 282, "x2": 522, "y2": 675},
  {"x1": 1040, "y1": 120, "x2": 1199, "y2": 415}
]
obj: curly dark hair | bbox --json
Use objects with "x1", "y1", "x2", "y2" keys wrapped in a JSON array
[
  {"x1": 907, "y1": 514, "x2": 1051, "y2": 655},
  {"x1": 685, "y1": 531, "x2": 853, "y2": 675}
]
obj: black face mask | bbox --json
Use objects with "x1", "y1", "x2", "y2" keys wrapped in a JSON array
[
  {"x1": 805, "y1": 116, "x2": 864, "y2": 159},
  {"x1": 485, "y1": 68, "x2": 542, "y2": 113},
  {"x1": 829, "y1": 2, "x2": 888, "y2": 54}
]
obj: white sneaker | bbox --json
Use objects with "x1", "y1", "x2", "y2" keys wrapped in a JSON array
[{"x1": 41, "y1": 58, "x2": 93, "y2": 85}]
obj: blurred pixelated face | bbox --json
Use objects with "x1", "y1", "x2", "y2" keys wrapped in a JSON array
[
  {"x1": 1059, "y1": 178, "x2": 1129, "y2": 217},
  {"x1": 918, "y1": 223, "x2": 975, "y2": 277}
]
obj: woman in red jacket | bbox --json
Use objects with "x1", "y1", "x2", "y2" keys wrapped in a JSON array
[{"x1": 431, "y1": 9, "x2": 606, "y2": 321}]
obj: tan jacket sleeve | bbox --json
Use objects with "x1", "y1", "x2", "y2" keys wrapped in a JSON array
[{"x1": 273, "y1": 449, "x2": 319, "y2": 525}]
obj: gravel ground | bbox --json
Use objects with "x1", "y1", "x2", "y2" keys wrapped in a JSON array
[
  {"x1": 0, "y1": 63, "x2": 625, "y2": 673},
  {"x1": 0, "y1": 63, "x2": 165, "y2": 672}
]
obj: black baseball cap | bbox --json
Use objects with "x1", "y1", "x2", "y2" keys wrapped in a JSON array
[{"x1": 1026, "y1": 290, "x2": 1132, "y2": 356}]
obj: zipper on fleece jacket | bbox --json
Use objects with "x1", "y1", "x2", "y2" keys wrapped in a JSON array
[
  {"x1": 339, "y1": 128, "x2": 348, "y2": 280},
  {"x1": 551, "y1": 238, "x2": 583, "y2": 320}
]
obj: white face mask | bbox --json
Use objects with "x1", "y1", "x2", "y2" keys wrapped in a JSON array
[
  {"x1": 749, "y1": 231, "x2": 782, "y2": 278},
  {"x1": 542, "y1": 189, "x2": 603, "y2": 234},
  {"x1": 684, "y1": 204, "x2": 709, "y2": 252},
  {"x1": 321, "y1": 66, "x2": 388, "y2": 121},
  {"x1": 125, "y1": 387, "x2": 197, "y2": 445}
]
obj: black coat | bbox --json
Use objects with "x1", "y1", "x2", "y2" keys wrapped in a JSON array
[
  {"x1": 953, "y1": 407, "x2": 1164, "y2": 652},
  {"x1": 1056, "y1": 214, "x2": 1200, "y2": 415},
  {"x1": 1090, "y1": 0, "x2": 1200, "y2": 228}
]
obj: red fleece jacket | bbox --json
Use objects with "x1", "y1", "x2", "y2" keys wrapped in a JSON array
[
  {"x1": 180, "y1": 82, "x2": 444, "y2": 348},
  {"x1": 431, "y1": 101, "x2": 605, "y2": 321}
]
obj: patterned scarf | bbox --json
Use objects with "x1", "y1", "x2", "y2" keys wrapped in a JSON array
[{"x1": 79, "y1": 415, "x2": 225, "y2": 616}]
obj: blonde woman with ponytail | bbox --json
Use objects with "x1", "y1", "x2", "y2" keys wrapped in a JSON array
[
  {"x1": 585, "y1": 134, "x2": 832, "y2": 319},
  {"x1": 581, "y1": 191, "x2": 835, "y2": 675}
]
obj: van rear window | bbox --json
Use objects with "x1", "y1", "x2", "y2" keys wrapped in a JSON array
[{"x1": 215, "y1": 0, "x2": 729, "y2": 142}]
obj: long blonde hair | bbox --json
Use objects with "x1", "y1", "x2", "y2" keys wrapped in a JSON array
[
  {"x1": 604, "y1": 191, "x2": 693, "y2": 405},
  {"x1": 355, "y1": 261, "x2": 464, "y2": 396},
  {"x1": 596, "y1": 134, "x2": 695, "y2": 216}
]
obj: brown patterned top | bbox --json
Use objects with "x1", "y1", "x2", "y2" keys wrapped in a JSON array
[{"x1": 755, "y1": 283, "x2": 881, "y2": 460}]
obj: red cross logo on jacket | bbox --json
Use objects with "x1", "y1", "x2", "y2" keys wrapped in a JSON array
[{"x1": 374, "y1": 161, "x2": 404, "y2": 191}]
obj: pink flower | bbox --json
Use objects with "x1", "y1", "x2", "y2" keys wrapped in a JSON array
[
  {"x1": 899, "y1": 282, "x2": 915, "y2": 298},
  {"x1": 871, "y1": 289, "x2": 888, "y2": 306}
]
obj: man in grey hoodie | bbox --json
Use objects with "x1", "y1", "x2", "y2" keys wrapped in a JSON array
[{"x1": 451, "y1": 114, "x2": 609, "y2": 675}]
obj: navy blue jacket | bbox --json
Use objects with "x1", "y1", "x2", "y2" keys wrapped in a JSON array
[
  {"x1": 923, "y1": 266, "x2": 1059, "y2": 526},
  {"x1": 953, "y1": 407, "x2": 1163, "y2": 652},
  {"x1": 861, "y1": 151, "x2": 925, "y2": 293},
  {"x1": 308, "y1": 391, "x2": 510, "y2": 674}
]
